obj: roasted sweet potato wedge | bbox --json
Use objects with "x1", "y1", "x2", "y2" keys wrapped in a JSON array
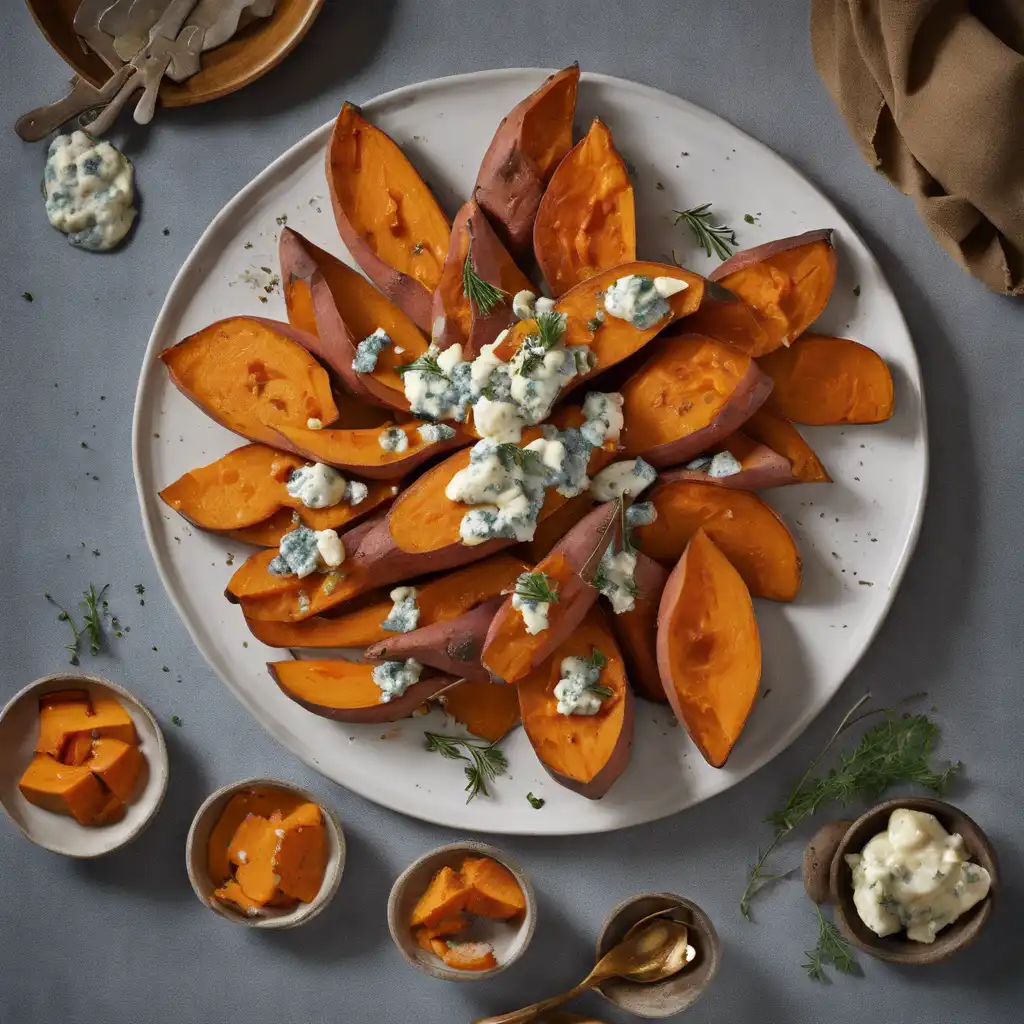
[
  {"x1": 518, "y1": 606, "x2": 634, "y2": 799},
  {"x1": 680, "y1": 282, "x2": 776, "y2": 358},
  {"x1": 607, "y1": 552, "x2": 668, "y2": 704},
  {"x1": 246, "y1": 554, "x2": 526, "y2": 648},
  {"x1": 635, "y1": 480, "x2": 801, "y2": 601},
  {"x1": 705, "y1": 230, "x2": 838, "y2": 354},
  {"x1": 481, "y1": 502, "x2": 621, "y2": 684},
  {"x1": 657, "y1": 530, "x2": 762, "y2": 767},
  {"x1": 758, "y1": 334, "x2": 895, "y2": 424},
  {"x1": 534, "y1": 118, "x2": 636, "y2": 296},
  {"x1": 518, "y1": 491, "x2": 594, "y2": 563},
  {"x1": 431, "y1": 199, "x2": 533, "y2": 356},
  {"x1": 474, "y1": 64, "x2": 580, "y2": 259},
  {"x1": 273, "y1": 420, "x2": 468, "y2": 480},
  {"x1": 741, "y1": 407, "x2": 831, "y2": 482},
  {"x1": 366, "y1": 597, "x2": 502, "y2": 682},
  {"x1": 279, "y1": 227, "x2": 429, "y2": 409},
  {"x1": 161, "y1": 317, "x2": 338, "y2": 446},
  {"x1": 270, "y1": 660, "x2": 455, "y2": 723},
  {"x1": 658, "y1": 432, "x2": 797, "y2": 491},
  {"x1": 326, "y1": 103, "x2": 450, "y2": 330},
  {"x1": 620, "y1": 333, "x2": 773, "y2": 467},
  {"x1": 435, "y1": 681, "x2": 521, "y2": 742}
]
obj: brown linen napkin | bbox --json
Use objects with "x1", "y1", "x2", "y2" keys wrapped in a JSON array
[{"x1": 810, "y1": 0, "x2": 1024, "y2": 296}]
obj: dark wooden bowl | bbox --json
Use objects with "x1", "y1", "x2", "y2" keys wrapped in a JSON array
[
  {"x1": 26, "y1": 0, "x2": 323, "y2": 108},
  {"x1": 803, "y1": 797, "x2": 998, "y2": 965}
]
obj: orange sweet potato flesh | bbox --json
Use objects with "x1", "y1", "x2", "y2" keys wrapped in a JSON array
[
  {"x1": 215, "y1": 879, "x2": 268, "y2": 917},
  {"x1": 432, "y1": 199, "x2": 533, "y2": 357},
  {"x1": 482, "y1": 503, "x2": 621, "y2": 684},
  {"x1": 326, "y1": 102, "x2": 450, "y2": 331},
  {"x1": 635, "y1": 480, "x2": 801, "y2": 602},
  {"x1": 439, "y1": 942, "x2": 498, "y2": 972},
  {"x1": 657, "y1": 431, "x2": 798, "y2": 491},
  {"x1": 758, "y1": 334, "x2": 895, "y2": 425},
  {"x1": 228, "y1": 813, "x2": 273, "y2": 868},
  {"x1": 474, "y1": 65, "x2": 580, "y2": 259},
  {"x1": 534, "y1": 118, "x2": 636, "y2": 296},
  {"x1": 741, "y1": 407, "x2": 831, "y2": 482},
  {"x1": 657, "y1": 530, "x2": 762, "y2": 767},
  {"x1": 462, "y1": 856, "x2": 526, "y2": 920},
  {"x1": 279, "y1": 227, "x2": 429, "y2": 409},
  {"x1": 608, "y1": 552, "x2": 669, "y2": 704},
  {"x1": 36, "y1": 694, "x2": 136, "y2": 756},
  {"x1": 235, "y1": 813, "x2": 284, "y2": 905},
  {"x1": 18, "y1": 755, "x2": 109, "y2": 825},
  {"x1": 246, "y1": 554, "x2": 526, "y2": 648},
  {"x1": 160, "y1": 317, "x2": 339, "y2": 446},
  {"x1": 411, "y1": 865, "x2": 469, "y2": 928},
  {"x1": 269, "y1": 660, "x2": 455, "y2": 723},
  {"x1": 86, "y1": 737, "x2": 142, "y2": 803},
  {"x1": 62, "y1": 733, "x2": 94, "y2": 766},
  {"x1": 437, "y1": 680, "x2": 522, "y2": 742},
  {"x1": 274, "y1": 804, "x2": 327, "y2": 903},
  {"x1": 36, "y1": 690, "x2": 90, "y2": 757},
  {"x1": 519, "y1": 607, "x2": 634, "y2": 799},
  {"x1": 707, "y1": 231, "x2": 838, "y2": 354},
  {"x1": 681, "y1": 284, "x2": 776, "y2": 358},
  {"x1": 620, "y1": 333, "x2": 773, "y2": 467}
]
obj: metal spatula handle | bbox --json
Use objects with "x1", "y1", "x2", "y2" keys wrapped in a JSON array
[{"x1": 14, "y1": 67, "x2": 133, "y2": 142}]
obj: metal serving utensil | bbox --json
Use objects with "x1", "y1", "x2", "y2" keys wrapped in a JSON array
[
  {"x1": 72, "y1": 0, "x2": 126, "y2": 72},
  {"x1": 109, "y1": 0, "x2": 179, "y2": 62}
]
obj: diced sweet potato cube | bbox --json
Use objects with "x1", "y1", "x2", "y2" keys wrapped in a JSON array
[
  {"x1": 235, "y1": 813, "x2": 285, "y2": 905},
  {"x1": 440, "y1": 941, "x2": 498, "y2": 972},
  {"x1": 18, "y1": 755, "x2": 108, "y2": 825},
  {"x1": 86, "y1": 737, "x2": 142, "y2": 802},
  {"x1": 214, "y1": 879, "x2": 266, "y2": 918},
  {"x1": 410, "y1": 865, "x2": 469, "y2": 928},
  {"x1": 36, "y1": 694, "x2": 135, "y2": 758},
  {"x1": 273, "y1": 807, "x2": 327, "y2": 903},
  {"x1": 93, "y1": 792, "x2": 126, "y2": 825},
  {"x1": 62, "y1": 733, "x2": 94, "y2": 766},
  {"x1": 462, "y1": 857, "x2": 526, "y2": 920},
  {"x1": 35, "y1": 692, "x2": 91, "y2": 757},
  {"x1": 280, "y1": 801, "x2": 322, "y2": 830}
]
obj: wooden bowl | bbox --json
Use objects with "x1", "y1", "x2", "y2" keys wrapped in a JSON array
[
  {"x1": 26, "y1": 0, "x2": 323, "y2": 108},
  {"x1": 802, "y1": 797, "x2": 998, "y2": 964},
  {"x1": 0, "y1": 672, "x2": 168, "y2": 858},
  {"x1": 595, "y1": 893, "x2": 720, "y2": 1018},
  {"x1": 387, "y1": 841, "x2": 536, "y2": 982},
  {"x1": 185, "y1": 776, "x2": 345, "y2": 929}
]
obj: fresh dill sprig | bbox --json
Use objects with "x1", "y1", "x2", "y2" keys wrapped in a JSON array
[
  {"x1": 803, "y1": 906, "x2": 859, "y2": 983},
  {"x1": 80, "y1": 584, "x2": 109, "y2": 655},
  {"x1": 740, "y1": 693, "x2": 959, "y2": 920},
  {"x1": 462, "y1": 242, "x2": 508, "y2": 315},
  {"x1": 526, "y1": 792, "x2": 545, "y2": 809},
  {"x1": 517, "y1": 311, "x2": 566, "y2": 376},
  {"x1": 424, "y1": 732, "x2": 510, "y2": 802},
  {"x1": 586, "y1": 648, "x2": 608, "y2": 670},
  {"x1": 514, "y1": 572, "x2": 560, "y2": 604},
  {"x1": 396, "y1": 353, "x2": 444, "y2": 378},
  {"x1": 673, "y1": 203, "x2": 738, "y2": 260},
  {"x1": 495, "y1": 443, "x2": 545, "y2": 475},
  {"x1": 45, "y1": 593, "x2": 82, "y2": 666}
]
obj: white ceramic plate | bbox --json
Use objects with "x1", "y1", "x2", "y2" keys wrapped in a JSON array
[{"x1": 133, "y1": 70, "x2": 926, "y2": 835}]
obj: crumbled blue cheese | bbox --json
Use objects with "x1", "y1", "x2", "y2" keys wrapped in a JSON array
[
  {"x1": 268, "y1": 527, "x2": 320, "y2": 578},
  {"x1": 685, "y1": 454, "x2": 713, "y2": 471},
  {"x1": 417, "y1": 422, "x2": 457, "y2": 444},
  {"x1": 580, "y1": 392, "x2": 625, "y2": 447},
  {"x1": 315, "y1": 529, "x2": 345, "y2": 569},
  {"x1": 625, "y1": 501, "x2": 658, "y2": 530},
  {"x1": 545, "y1": 425, "x2": 595, "y2": 497},
  {"x1": 534, "y1": 296, "x2": 556, "y2": 316},
  {"x1": 352, "y1": 328, "x2": 391, "y2": 372},
  {"x1": 510, "y1": 572, "x2": 557, "y2": 635},
  {"x1": 306, "y1": 418, "x2": 323, "y2": 430},
  {"x1": 595, "y1": 548, "x2": 639, "y2": 614},
  {"x1": 846, "y1": 808, "x2": 992, "y2": 944},
  {"x1": 286, "y1": 464, "x2": 348, "y2": 509},
  {"x1": 344, "y1": 480, "x2": 368, "y2": 505},
  {"x1": 512, "y1": 290, "x2": 537, "y2": 319},
  {"x1": 402, "y1": 343, "x2": 473, "y2": 421},
  {"x1": 381, "y1": 587, "x2": 420, "y2": 633},
  {"x1": 603, "y1": 274, "x2": 687, "y2": 329},
  {"x1": 371, "y1": 658, "x2": 423, "y2": 703},
  {"x1": 589, "y1": 457, "x2": 658, "y2": 502},
  {"x1": 708, "y1": 451, "x2": 743, "y2": 478},
  {"x1": 43, "y1": 131, "x2": 136, "y2": 251},
  {"x1": 553, "y1": 655, "x2": 607, "y2": 716},
  {"x1": 378, "y1": 427, "x2": 409, "y2": 453}
]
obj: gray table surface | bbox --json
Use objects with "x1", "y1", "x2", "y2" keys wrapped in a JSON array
[{"x1": 2, "y1": 1, "x2": 1022, "y2": 1021}]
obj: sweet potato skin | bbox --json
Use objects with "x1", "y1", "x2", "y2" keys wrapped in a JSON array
[
  {"x1": 656, "y1": 529, "x2": 762, "y2": 767},
  {"x1": 607, "y1": 552, "x2": 668, "y2": 704},
  {"x1": 474, "y1": 65, "x2": 580, "y2": 259},
  {"x1": 326, "y1": 103, "x2": 450, "y2": 331},
  {"x1": 657, "y1": 433, "x2": 797, "y2": 491},
  {"x1": 741, "y1": 407, "x2": 831, "y2": 483}
]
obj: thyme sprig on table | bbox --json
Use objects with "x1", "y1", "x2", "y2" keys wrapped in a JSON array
[
  {"x1": 462, "y1": 242, "x2": 507, "y2": 315},
  {"x1": 803, "y1": 906, "x2": 860, "y2": 983},
  {"x1": 740, "y1": 693, "x2": 960, "y2": 920},
  {"x1": 424, "y1": 732, "x2": 510, "y2": 802},
  {"x1": 45, "y1": 583, "x2": 111, "y2": 665},
  {"x1": 673, "y1": 203, "x2": 738, "y2": 260}
]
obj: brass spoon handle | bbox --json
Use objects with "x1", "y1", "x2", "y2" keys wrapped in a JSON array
[{"x1": 472, "y1": 975, "x2": 603, "y2": 1024}]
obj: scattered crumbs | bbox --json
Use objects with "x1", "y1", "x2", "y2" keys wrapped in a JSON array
[
  {"x1": 152, "y1": 645, "x2": 158, "y2": 651},
  {"x1": 831, "y1": 551, "x2": 839, "y2": 559},
  {"x1": 91, "y1": 475, "x2": 100, "y2": 482},
  {"x1": 153, "y1": 432, "x2": 160, "y2": 439},
  {"x1": 762, "y1": 688, "x2": 772, "y2": 700},
  {"x1": 655, "y1": 181, "x2": 665, "y2": 191},
  {"x1": 80, "y1": 441, "x2": 89, "y2": 449},
  {"x1": 276, "y1": 214, "x2": 288, "y2": 226},
  {"x1": 91, "y1": 549, "x2": 100, "y2": 556},
  {"x1": 100, "y1": 396, "x2": 105, "y2": 401},
  {"x1": 258, "y1": 295, "x2": 268, "y2": 303},
  {"x1": 162, "y1": 665, "x2": 170, "y2": 673},
  {"x1": 244, "y1": 241, "x2": 254, "y2": 249},
  {"x1": 858, "y1": 580, "x2": 875, "y2": 587},
  {"x1": 242, "y1": 641, "x2": 249, "y2": 648},
  {"x1": 260, "y1": 266, "x2": 273, "y2": 274},
  {"x1": 625, "y1": 160, "x2": 638, "y2": 177},
  {"x1": 162, "y1": 228, "x2": 170, "y2": 237},
  {"x1": 22, "y1": 292, "x2": 33, "y2": 302},
  {"x1": 226, "y1": 553, "x2": 235, "y2": 566},
  {"x1": 171, "y1": 715, "x2": 183, "y2": 727},
  {"x1": 744, "y1": 214, "x2": 755, "y2": 224},
  {"x1": 853, "y1": 285, "x2": 861, "y2": 297},
  {"x1": 526, "y1": 792, "x2": 545, "y2": 809},
  {"x1": 135, "y1": 584, "x2": 145, "y2": 595},
  {"x1": 870, "y1": 537, "x2": 878, "y2": 543},
  {"x1": 854, "y1": 476, "x2": 860, "y2": 482},
  {"x1": 681, "y1": 151, "x2": 689, "y2": 156}
]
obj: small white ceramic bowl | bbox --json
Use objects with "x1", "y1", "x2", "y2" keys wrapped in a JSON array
[
  {"x1": 387, "y1": 840, "x2": 536, "y2": 981},
  {"x1": 0, "y1": 672, "x2": 169, "y2": 858},
  {"x1": 185, "y1": 776, "x2": 345, "y2": 929}
]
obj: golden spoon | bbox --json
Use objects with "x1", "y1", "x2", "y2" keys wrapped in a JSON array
[{"x1": 472, "y1": 913, "x2": 694, "y2": 1024}]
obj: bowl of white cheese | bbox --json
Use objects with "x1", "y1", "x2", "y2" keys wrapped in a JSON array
[{"x1": 806, "y1": 797, "x2": 998, "y2": 964}]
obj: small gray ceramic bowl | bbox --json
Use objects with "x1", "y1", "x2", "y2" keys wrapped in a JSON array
[
  {"x1": 0, "y1": 673, "x2": 169, "y2": 858},
  {"x1": 185, "y1": 776, "x2": 345, "y2": 929},
  {"x1": 595, "y1": 893, "x2": 720, "y2": 1018},
  {"x1": 387, "y1": 841, "x2": 536, "y2": 981},
  {"x1": 804, "y1": 796, "x2": 998, "y2": 965}
]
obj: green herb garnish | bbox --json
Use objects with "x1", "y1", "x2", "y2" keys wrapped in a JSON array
[
  {"x1": 517, "y1": 310, "x2": 566, "y2": 376},
  {"x1": 45, "y1": 593, "x2": 82, "y2": 666},
  {"x1": 803, "y1": 906, "x2": 859, "y2": 982},
  {"x1": 744, "y1": 213, "x2": 756, "y2": 224},
  {"x1": 673, "y1": 203, "x2": 738, "y2": 260},
  {"x1": 526, "y1": 792, "x2": 545, "y2": 809},
  {"x1": 22, "y1": 292, "x2": 33, "y2": 302},
  {"x1": 171, "y1": 715, "x2": 183, "y2": 727},
  {"x1": 586, "y1": 317, "x2": 603, "y2": 332},
  {"x1": 462, "y1": 242, "x2": 507, "y2": 315},
  {"x1": 424, "y1": 732, "x2": 510, "y2": 802},
  {"x1": 81, "y1": 584, "x2": 108, "y2": 655},
  {"x1": 495, "y1": 443, "x2": 544, "y2": 475},
  {"x1": 514, "y1": 572, "x2": 559, "y2": 605},
  {"x1": 412, "y1": 241, "x2": 426, "y2": 255},
  {"x1": 396, "y1": 353, "x2": 444, "y2": 378},
  {"x1": 135, "y1": 584, "x2": 145, "y2": 595}
]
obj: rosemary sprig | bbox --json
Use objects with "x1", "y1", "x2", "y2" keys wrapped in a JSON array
[
  {"x1": 462, "y1": 242, "x2": 507, "y2": 315},
  {"x1": 495, "y1": 443, "x2": 545, "y2": 475},
  {"x1": 45, "y1": 593, "x2": 82, "y2": 666},
  {"x1": 740, "y1": 693, "x2": 959, "y2": 919},
  {"x1": 81, "y1": 583, "x2": 109, "y2": 656},
  {"x1": 396, "y1": 353, "x2": 444, "y2": 377},
  {"x1": 514, "y1": 572, "x2": 560, "y2": 604},
  {"x1": 803, "y1": 906, "x2": 859, "y2": 982},
  {"x1": 424, "y1": 732, "x2": 510, "y2": 802},
  {"x1": 517, "y1": 310, "x2": 566, "y2": 376},
  {"x1": 673, "y1": 203, "x2": 738, "y2": 260}
]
